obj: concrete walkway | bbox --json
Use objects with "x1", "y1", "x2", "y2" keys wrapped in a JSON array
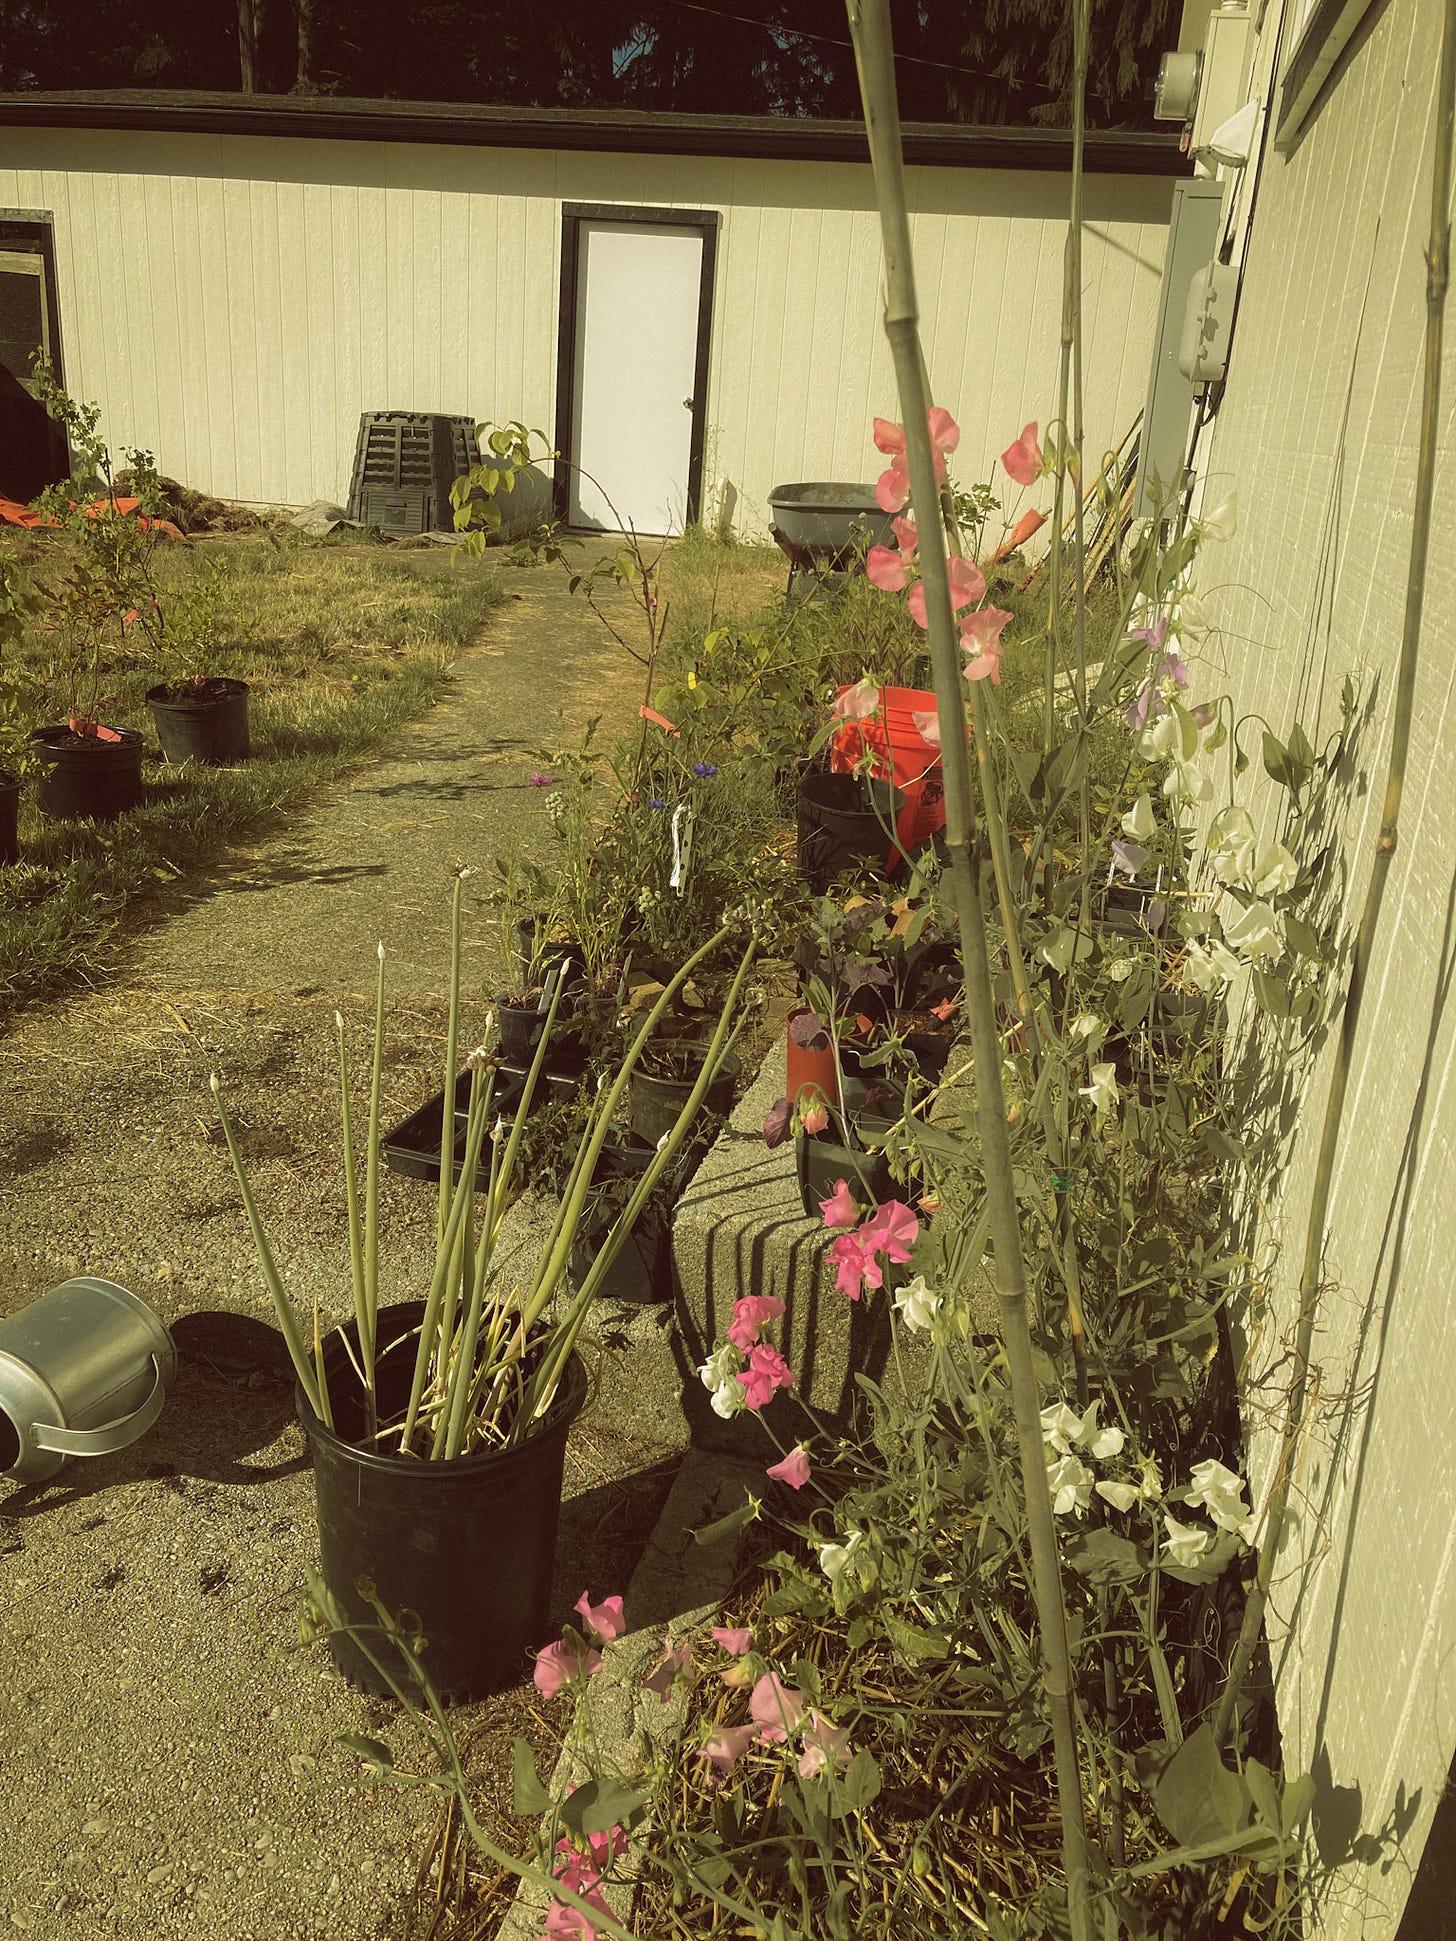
[{"x1": 0, "y1": 542, "x2": 692, "y2": 1941}]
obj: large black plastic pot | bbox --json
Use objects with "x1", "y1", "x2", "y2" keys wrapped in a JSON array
[
  {"x1": 796, "y1": 769, "x2": 904, "y2": 894},
  {"x1": 628, "y1": 1043, "x2": 739, "y2": 1147},
  {"x1": 146, "y1": 677, "x2": 251, "y2": 766},
  {"x1": 0, "y1": 769, "x2": 19, "y2": 865},
  {"x1": 31, "y1": 725, "x2": 145, "y2": 821},
  {"x1": 298, "y1": 1301, "x2": 588, "y2": 1702}
]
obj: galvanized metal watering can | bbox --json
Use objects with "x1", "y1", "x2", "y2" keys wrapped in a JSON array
[{"x1": 0, "y1": 1279, "x2": 177, "y2": 1483}]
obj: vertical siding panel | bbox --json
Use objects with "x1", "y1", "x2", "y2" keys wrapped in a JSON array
[
  {"x1": 274, "y1": 176, "x2": 308, "y2": 503},
  {"x1": 249, "y1": 172, "x2": 285, "y2": 502}
]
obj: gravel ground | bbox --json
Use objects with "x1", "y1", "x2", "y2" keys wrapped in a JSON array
[{"x1": 0, "y1": 549, "x2": 693, "y2": 1941}]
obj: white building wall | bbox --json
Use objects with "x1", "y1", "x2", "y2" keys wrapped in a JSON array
[
  {"x1": 1, "y1": 127, "x2": 1171, "y2": 534},
  {"x1": 1196, "y1": 0, "x2": 1456, "y2": 1930}
]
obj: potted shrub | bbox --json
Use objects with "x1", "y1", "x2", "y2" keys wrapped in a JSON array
[
  {"x1": 145, "y1": 553, "x2": 254, "y2": 765},
  {"x1": 213, "y1": 878, "x2": 755, "y2": 1701},
  {"x1": 0, "y1": 558, "x2": 47, "y2": 864}
]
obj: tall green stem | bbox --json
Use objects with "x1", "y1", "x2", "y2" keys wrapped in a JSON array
[
  {"x1": 1212, "y1": 0, "x2": 1456, "y2": 1748},
  {"x1": 846, "y1": 6, "x2": 1091, "y2": 1932}
]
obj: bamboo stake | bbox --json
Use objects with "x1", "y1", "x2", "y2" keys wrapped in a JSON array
[
  {"x1": 1212, "y1": 0, "x2": 1456, "y2": 1747},
  {"x1": 845, "y1": 6, "x2": 1091, "y2": 1932}
]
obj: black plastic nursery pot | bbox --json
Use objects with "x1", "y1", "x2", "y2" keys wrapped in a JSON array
[
  {"x1": 795, "y1": 769, "x2": 904, "y2": 895},
  {"x1": 298, "y1": 1302, "x2": 589, "y2": 1701},
  {"x1": 0, "y1": 769, "x2": 19, "y2": 865},
  {"x1": 571, "y1": 1139, "x2": 674, "y2": 1304},
  {"x1": 628, "y1": 1043, "x2": 740, "y2": 1148},
  {"x1": 146, "y1": 677, "x2": 251, "y2": 766},
  {"x1": 796, "y1": 1120, "x2": 896, "y2": 1220},
  {"x1": 31, "y1": 725, "x2": 145, "y2": 821},
  {"x1": 515, "y1": 921, "x2": 588, "y2": 994}
]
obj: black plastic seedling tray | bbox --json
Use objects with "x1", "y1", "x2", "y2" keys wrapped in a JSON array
[{"x1": 381, "y1": 1063, "x2": 585, "y2": 1188}]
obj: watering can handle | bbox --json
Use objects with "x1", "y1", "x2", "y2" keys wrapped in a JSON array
[{"x1": 31, "y1": 1356, "x2": 168, "y2": 1456}]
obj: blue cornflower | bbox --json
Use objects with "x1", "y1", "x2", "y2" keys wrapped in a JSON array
[
  {"x1": 692, "y1": 762, "x2": 718, "y2": 778},
  {"x1": 649, "y1": 797, "x2": 666, "y2": 810}
]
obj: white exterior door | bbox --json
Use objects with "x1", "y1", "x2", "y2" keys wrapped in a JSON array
[{"x1": 568, "y1": 221, "x2": 704, "y2": 535}]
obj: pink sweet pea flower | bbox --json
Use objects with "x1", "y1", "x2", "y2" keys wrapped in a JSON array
[
  {"x1": 892, "y1": 516, "x2": 917, "y2": 553},
  {"x1": 542, "y1": 1884, "x2": 612, "y2": 1940},
  {"x1": 828, "y1": 1230, "x2": 879, "y2": 1301},
  {"x1": 534, "y1": 1638, "x2": 603, "y2": 1699},
  {"x1": 819, "y1": 1178, "x2": 860, "y2": 1229},
  {"x1": 910, "y1": 708, "x2": 942, "y2": 749},
  {"x1": 866, "y1": 544, "x2": 910, "y2": 592},
  {"x1": 873, "y1": 417, "x2": 907, "y2": 455},
  {"x1": 573, "y1": 1592, "x2": 626, "y2": 1643},
  {"x1": 859, "y1": 1199, "x2": 920, "y2": 1264},
  {"x1": 798, "y1": 1710, "x2": 853, "y2": 1780},
  {"x1": 906, "y1": 554, "x2": 986, "y2": 629},
  {"x1": 738, "y1": 1342, "x2": 797, "y2": 1411},
  {"x1": 711, "y1": 1625, "x2": 753, "y2": 1655},
  {"x1": 1001, "y1": 421, "x2": 1044, "y2": 486},
  {"x1": 832, "y1": 676, "x2": 880, "y2": 720},
  {"x1": 728, "y1": 1294, "x2": 786, "y2": 1351},
  {"x1": 961, "y1": 604, "x2": 1012, "y2": 685},
  {"x1": 698, "y1": 1721, "x2": 760, "y2": 1775},
  {"x1": 926, "y1": 405, "x2": 961, "y2": 455},
  {"x1": 875, "y1": 463, "x2": 910, "y2": 513},
  {"x1": 749, "y1": 1672, "x2": 806, "y2": 1743},
  {"x1": 552, "y1": 1849, "x2": 600, "y2": 1898},
  {"x1": 799, "y1": 1099, "x2": 829, "y2": 1136},
  {"x1": 642, "y1": 1641, "x2": 694, "y2": 1702},
  {"x1": 766, "y1": 1444, "x2": 812, "y2": 1490}
]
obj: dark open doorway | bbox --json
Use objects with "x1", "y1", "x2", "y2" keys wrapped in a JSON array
[{"x1": 0, "y1": 211, "x2": 68, "y2": 505}]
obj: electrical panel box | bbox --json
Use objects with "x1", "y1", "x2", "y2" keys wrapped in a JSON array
[
  {"x1": 1177, "y1": 261, "x2": 1239, "y2": 382},
  {"x1": 1133, "y1": 178, "x2": 1227, "y2": 520},
  {"x1": 1191, "y1": 7, "x2": 1253, "y2": 156}
]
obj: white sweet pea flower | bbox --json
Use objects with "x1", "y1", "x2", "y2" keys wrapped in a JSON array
[
  {"x1": 1080, "y1": 1062, "x2": 1119, "y2": 1116},
  {"x1": 1207, "y1": 808, "x2": 1257, "y2": 887},
  {"x1": 1047, "y1": 1453, "x2": 1094, "y2": 1516},
  {"x1": 1139, "y1": 1456, "x2": 1164, "y2": 1500},
  {"x1": 1165, "y1": 758, "x2": 1213, "y2": 805},
  {"x1": 1250, "y1": 842, "x2": 1297, "y2": 898},
  {"x1": 1095, "y1": 1479, "x2": 1139, "y2": 1514},
  {"x1": 1162, "y1": 1514, "x2": 1212, "y2": 1568},
  {"x1": 1183, "y1": 943, "x2": 1224, "y2": 993},
  {"x1": 1223, "y1": 899, "x2": 1284, "y2": 961},
  {"x1": 817, "y1": 1530, "x2": 864, "y2": 1583},
  {"x1": 1105, "y1": 953, "x2": 1133, "y2": 984},
  {"x1": 1076, "y1": 1398, "x2": 1125, "y2": 1460},
  {"x1": 893, "y1": 1274, "x2": 942, "y2": 1333},
  {"x1": 1040, "y1": 1402, "x2": 1084, "y2": 1455},
  {"x1": 1122, "y1": 793, "x2": 1157, "y2": 844},
  {"x1": 698, "y1": 1343, "x2": 739, "y2": 1391},
  {"x1": 1197, "y1": 491, "x2": 1238, "y2": 543},
  {"x1": 709, "y1": 1378, "x2": 744, "y2": 1419},
  {"x1": 1176, "y1": 589, "x2": 1212, "y2": 636},
  {"x1": 1186, "y1": 1459, "x2": 1254, "y2": 1539}
]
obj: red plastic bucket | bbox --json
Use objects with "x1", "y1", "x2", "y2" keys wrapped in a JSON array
[{"x1": 832, "y1": 687, "x2": 946, "y2": 867}]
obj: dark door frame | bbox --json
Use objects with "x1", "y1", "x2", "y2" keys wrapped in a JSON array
[
  {"x1": 0, "y1": 208, "x2": 69, "y2": 489},
  {"x1": 553, "y1": 203, "x2": 719, "y2": 532}
]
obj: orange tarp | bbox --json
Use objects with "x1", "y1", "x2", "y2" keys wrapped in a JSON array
[{"x1": 0, "y1": 495, "x2": 184, "y2": 539}]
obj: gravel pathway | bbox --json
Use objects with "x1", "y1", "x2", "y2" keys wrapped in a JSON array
[{"x1": 0, "y1": 547, "x2": 688, "y2": 1941}]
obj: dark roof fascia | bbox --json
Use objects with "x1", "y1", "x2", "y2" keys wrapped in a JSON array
[{"x1": 0, "y1": 90, "x2": 1189, "y2": 177}]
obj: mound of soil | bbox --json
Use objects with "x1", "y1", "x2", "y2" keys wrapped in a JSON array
[{"x1": 113, "y1": 471, "x2": 265, "y2": 534}]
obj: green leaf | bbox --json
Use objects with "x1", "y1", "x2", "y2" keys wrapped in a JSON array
[
  {"x1": 1244, "y1": 1757, "x2": 1282, "y2": 1835},
  {"x1": 692, "y1": 1492, "x2": 760, "y2": 1546},
  {"x1": 557, "y1": 1776, "x2": 650, "y2": 1838},
  {"x1": 1063, "y1": 1527, "x2": 1147, "y2": 1586},
  {"x1": 1284, "y1": 915, "x2": 1322, "y2": 958},
  {"x1": 839, "y1": 1748, "x2": 882, "y2": 1812},
  {"x1": 511, "y1": 1737, "x2": 552, "y2": 1816},
  {"x1": 1154, "y1": 1724, "x2": 1251, "y2": 1848},
  {"x1": 1117, "y1": 960, "x2": 1157, "y2": 1031},
  {"x1": 336, "y1": 1733, "x2": 393, "y2": 1771},
  {"x1": 1127, "y1": 1826, "x2": 1280, "y2": 1877},
  {"x1": 1281, "y1": 1772, "x2": 1316, "y2": 1836},
  {"x1": 884, "y1": 1613, "x2": 952, "y2": 1662},
  {"x1": 1251, "y1": 969, "x2": 1290, "y2": 1017}
]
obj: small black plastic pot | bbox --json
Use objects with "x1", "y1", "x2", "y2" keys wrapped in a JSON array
[
  {"x1": 796, "y1": 769, "x2": 904, "y2": 894},
  {"x1": 0, "y1": 769, "x2": 20, "y2": 865},
  {"x1": 147, "y1": 677, "x2": 251, "y2": 766},
  {"x1": 31, "y1": 725, "x2": 145, "y2": 822},
  {"x1": 298, "y1": 1301, "x2": 588, "y2": 1701},
  {"x1": 496, "y1": 1001, "x2": 552, "y2": 1063},
  {"x1": 571, "y1": 1139, "x2": 674, "y2": 1304},
  {"x1": 796, "y1": 1118, "x2": 896, "y2": 1220}
]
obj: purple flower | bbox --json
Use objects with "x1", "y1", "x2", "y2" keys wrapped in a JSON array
[
  {"x1": 1123, "y1": 652, "x2": 1190, "y2": 731},
  {"x1": 528, "y1": 771, "x2": 555, "y2": 788},
  {"x1": 692, "y1": 762, "x2": 717, "y2": 778},
  {"x1": 1111, "y1": 840, "x2": 1147, "y2": 879},
  {"x1": 649, "y1": 797, "x2": 666, "y2": 810}
]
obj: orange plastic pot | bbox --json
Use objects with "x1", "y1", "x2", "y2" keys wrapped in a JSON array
[{"x1": 785, "y1": 1007, "x2": 840, "y2": 1111}]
